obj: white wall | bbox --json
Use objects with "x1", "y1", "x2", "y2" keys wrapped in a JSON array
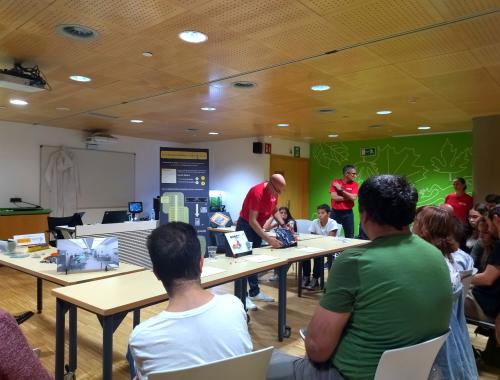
[
  {"x1": 0, "y1": 120, "x2": 311, "y2": 224},
  {"x1": 0, "y1": 120, "x2": 182, "y2": 223},
  {"x1": 189, "y1": 137, "x2": 310, "y2": 220}
]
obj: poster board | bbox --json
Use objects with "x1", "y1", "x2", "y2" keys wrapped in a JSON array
[{"x1": 40, "y1": 146, "x2": 135, "y2": 209}]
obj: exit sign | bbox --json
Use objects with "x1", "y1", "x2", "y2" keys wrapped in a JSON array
[{"x1": 360, "y1": 147, "x2": 377, "y2": 157}]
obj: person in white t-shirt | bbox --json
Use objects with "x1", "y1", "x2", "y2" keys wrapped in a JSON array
[
  {"x1": 302, "y1": 204, "x2": 339, "y2": 290},
  {"x1": 128, "y1": 222, "x2": 252, "y2": 379}
]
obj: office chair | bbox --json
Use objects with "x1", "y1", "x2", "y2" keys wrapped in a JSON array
[{"x1": 47, "y1": 213, "x2": 83, "y2": 246}]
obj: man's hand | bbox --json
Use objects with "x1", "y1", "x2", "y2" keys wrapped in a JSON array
[
  {"x1": 267, "y1": 236, "x2": 283, "y2": 248},
  {"x1": 334, "y1": 183, "x2": 343, "y2": 192}
]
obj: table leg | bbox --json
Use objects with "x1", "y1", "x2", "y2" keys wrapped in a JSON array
[
  {"x1": 55, "y1": 298, "x2": 67, "y2": 380},
  {"x1": 297, "y1": 261, "x2": 303, "y2": 298},
  {"x1": 37, "y1": 277, "x2": 43, "y2": 313},
  {"x1": 234, "y1": 278, "x2": 246, "y2": 310},
  {"x1": 278, "y1": 265, "x2": 290, "y2": 341},
  {"x1": 133, "y1": 309, "x2": 141, "y2": 327},
  {"x1": 69, "y1": 305, "x2": 77, "y2": 372},
  {"x1": 102, "y1": 316, "x2": 114, "y2": 380}
]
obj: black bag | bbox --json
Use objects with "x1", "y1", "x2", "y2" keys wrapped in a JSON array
[{"x1": 275, "y1": 226, "x2": 297, "y2": 248}]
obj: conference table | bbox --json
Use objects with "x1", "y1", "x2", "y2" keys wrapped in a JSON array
[{"x1": 51, "y1": 236, "x2": 368, "y2": 380}]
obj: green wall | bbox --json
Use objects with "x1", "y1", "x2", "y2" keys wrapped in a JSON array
[{"x1": 309, "y1": 132, "x2": 473, "y2": 234}]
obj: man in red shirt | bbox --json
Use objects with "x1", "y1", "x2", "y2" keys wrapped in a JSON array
[
  {"x1": 330, "y1": 165, "x2": 358, "y2": 238},
  {"x1": 237, "y1": 174, "x2": 286, "y2": 310},
  {"x1": 444, "y1": 177, "x2": 473, "y2": 221}
]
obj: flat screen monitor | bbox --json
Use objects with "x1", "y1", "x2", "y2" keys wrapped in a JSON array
[
  {"x1": 102, "y1": 210, "x2": 129, "y2": 224},
  {"x1": 128, "y1": 202, "x2": 143, "y2": 214}
]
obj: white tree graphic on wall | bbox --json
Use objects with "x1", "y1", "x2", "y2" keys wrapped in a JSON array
[
  {"x1": 313, "y1": 143, "x2": 349, "y2": 169},
  {"x1": 430, "y1": 139, "x2": 471, "y2": 181}
]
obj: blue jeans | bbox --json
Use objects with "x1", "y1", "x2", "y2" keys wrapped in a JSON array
[
  {"x1": 331, "y1": 209, "x2": 354, "y2": 238},
  {"x1": 236, "y1": 217, "x2": 262, "y2": 297}
]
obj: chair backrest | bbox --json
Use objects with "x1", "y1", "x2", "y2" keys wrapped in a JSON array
[
  {"x1": 47, "y1": 215, "x2": 81, "y2": 240},
  {"x1": 295, "y1": 219, "x2": 312, "y2": 234},
  {"x1": 374, "y1": 331, "x2": 449, "y2": 380},
  {"x1": 149, "y1": 347, "x2": 274, "y2": 380}
]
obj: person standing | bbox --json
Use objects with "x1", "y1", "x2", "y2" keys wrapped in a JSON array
[
  {"x1": 330, "y1": 165, "x2": 358, "y2": 238},
  {"x1": 237, "y1": 174, "x2": 287, "y2": 310},
  {"x1": 444, "y1": 177, "x2": 473, "y2": 222}
]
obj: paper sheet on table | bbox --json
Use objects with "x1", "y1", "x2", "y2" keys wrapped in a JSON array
[
  {"x1": 297, "y1": 247, "x2": 323, "y2": 253},
  {"x1": 201, "y1": 266, "x2": 226, "y2": 278},
  {"x1": 243, "y1": 255, "x2": 278, "y2": 263}
]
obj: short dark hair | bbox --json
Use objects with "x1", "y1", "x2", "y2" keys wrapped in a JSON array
[
  {"x1": 343, "y1": 164, "x2": 356, "y2": 175},
  {"x1": 453, "y1": 177, "x2": 467, "y2": 190},
  {"x1": 147, "y1": 222, "x2": 201, "y2": 293},
  {"x1": 488, "y1": 205, "x2": 500, "y2": 220},
  {"x1": 485, "y1": 194, "x2": 500, "y2": 204},
  {"x1": 317, "y1": 204, "x2": 331, "y2": 213},
  {"x1": 358, "y1": 175, "x2": 418, "y2": 229}
]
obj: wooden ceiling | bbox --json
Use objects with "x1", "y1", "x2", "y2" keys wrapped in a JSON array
[{"x1": 0, "y1": 0, "x2": 499, "y2": 143}]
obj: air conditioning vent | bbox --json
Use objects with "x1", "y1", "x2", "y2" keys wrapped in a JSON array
[
  {"x1": 231, "y1": 81, "x2": 257, "y2": 89},
  {"x1": 56, "y1": 24, "x2": 100, "y2": 41}
]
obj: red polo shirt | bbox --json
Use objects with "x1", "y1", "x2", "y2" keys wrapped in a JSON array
[
  {"x1": 445, "y1": 193, "x2": 473, "y2": 221},
  {"x1": 240, "y1": 182, "x2": 278, "y2": 226},
  {"x1": 330, "y1": 179, "x2": 358, "y2": 210}
]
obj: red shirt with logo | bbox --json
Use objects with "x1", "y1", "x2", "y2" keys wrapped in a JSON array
[
  {"x1": 445, "y1": 193, "x2": 473, "y2": 221},
  {"x1": 240, "y1": 182, "x2": 278, "y2": 226},
  {"x1": 330, "y1": 179, "x2": 358, "y2": 210}
]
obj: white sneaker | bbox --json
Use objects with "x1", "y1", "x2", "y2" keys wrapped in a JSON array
[
  {"x1": 250, "y1": 291, "x2": 275, "y2": 302},
  {"x1": 245, "y1": 297, "x2": 257, "y2": 310}
]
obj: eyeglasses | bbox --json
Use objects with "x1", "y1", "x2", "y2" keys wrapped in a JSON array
[{"x1": 347, "y1": 172, "x2": 357, "y2": 176}]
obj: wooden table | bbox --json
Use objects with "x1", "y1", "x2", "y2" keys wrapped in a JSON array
[
  {"x1": 0, "y1": 248, "x2": 145, "y2": 312},
  {"x1": 51, "y1": 237, "x2": 368, "y2": 380},
  {"x1": 52, "y1": 255, "x2": 287, "y2": 380}
]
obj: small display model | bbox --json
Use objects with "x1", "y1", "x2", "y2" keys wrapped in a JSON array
[
  {"x1": 224, "y1": 230, "x2": 252, "y2": 258},
  {"x1": 57, "y1": 237, "x2": 119, "y2": 273}
]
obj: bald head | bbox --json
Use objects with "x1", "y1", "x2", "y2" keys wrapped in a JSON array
[
  {"x1": 269, "y1": 174, "x2": 286, "y2": 195},
  {"x1": 439, "y1": 203, "x2": 455, "y2": 215}
]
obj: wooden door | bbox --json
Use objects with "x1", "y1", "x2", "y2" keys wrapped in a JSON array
[{"x1": 270, "y1": 155, "x2": 309, "y2": 218}]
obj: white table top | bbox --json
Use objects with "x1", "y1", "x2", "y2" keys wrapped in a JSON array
[
  {"x1": 52, "y1": 254, "x2": 288, "y2": 316},
  {"x1": 0, "y1": 248, "x2": 145, "y2": 286}
]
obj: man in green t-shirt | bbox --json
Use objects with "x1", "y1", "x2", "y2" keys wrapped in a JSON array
[{"x1": 267, "y1": 175, "x2": 452, "y2": 380}]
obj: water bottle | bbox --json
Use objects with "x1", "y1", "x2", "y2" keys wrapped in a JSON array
[{"x1": 150, "y1": 208, "x2": 156, "y2": 220}]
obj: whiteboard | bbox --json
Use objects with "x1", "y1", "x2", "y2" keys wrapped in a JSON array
[{"x1": 40, "y1": 146, "x2": 135, "y2": 209}]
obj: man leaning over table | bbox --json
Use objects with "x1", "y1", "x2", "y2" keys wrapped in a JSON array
[
  {"x1": 237, "y1": 173, "x2": 287, "y2": 310},
  {"x1": 266, "y1": 175, "x2": 452, "y2": 380},
  {"x1": 128, "y1": 222, "x2": 252, "y2": 379}
]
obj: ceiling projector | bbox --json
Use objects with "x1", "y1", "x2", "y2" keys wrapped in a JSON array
[
  {"x1": 0, "y1": 63, "x2": 48, "y2": 93},
  {"x1": 85, "y1": 132, "x2": 118, "y2": 145}
]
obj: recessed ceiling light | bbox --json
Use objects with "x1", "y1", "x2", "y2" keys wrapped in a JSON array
[
  {"x1": 179, "y1": 30, "x2": 208, "y2": 43},
  {"x1": 311, "y1": 84, "x2": 330, "y2": 91},
  {"x1": 56, "y1": 107, "x2": 70, "y2": 111},
  {"x1": 376, "y1": 110, "x2": 392, "y2": 115},
  {"x1": 418, "y1": 125, "x2": 431, "y2": 130},
  {"x1": 130, "y1": 119, "x2": 143, "y2": 123},
  {"x1": 208, "y1": 132, "x2": 219, "y2": 135},
  {"x1": 0, "y1": 106, "x2": 6, "y2": 109},
  {"x1": 276, "y1": 123, "x2": 289, "y2": 127},
  {"x1": 304, "y1": 136, "x2": 313, "y2": 140},
  {"x1": 328, "y1": 134, "x2": 339, "y2": 138},
  {"x1": 201, "y1": 107, "x2": 216, "y2": 111},
  {"x1": 69, "y1": 75, "x2": 91, "y2": 82},
  {"x1": 9, "y1": 98, "x2": 28, "y2": 106},
  {"x1": 142, "y1": 52, "x2": 153, "y2": 57}
]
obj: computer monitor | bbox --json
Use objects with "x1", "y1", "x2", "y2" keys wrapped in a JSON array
[
  {"x1": 128, "y1": 202, "x2": 143, "y2": 214},
  {"x1": 102, "y1": 210, "x2": 129, "y2": 224}
]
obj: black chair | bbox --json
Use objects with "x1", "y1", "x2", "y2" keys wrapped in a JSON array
[{"x1": 47, "y1": 213, "x2": 83, "y2": 246}]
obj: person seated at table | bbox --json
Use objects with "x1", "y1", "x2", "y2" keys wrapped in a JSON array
[
  {"x1": 466, "y1": 205, "x2": 500, "y2": 346},
  {"x1": 128, "y1": 222, "x2": 252, "y2": 379},
  {"x1": 302, "y1": 204, "x2": 338, "y2": 290},
  {"x1": 412, "y1": 206, "x2": 478, "y2": 379},
  {"x1": 266, "y1": 175, "x2": 452, "y2": 380},
  {"x1": 0, "y1": 308, "x2": 53, "y2": 380},
  {"x1": 263, "y1": 206, "x2": 297, "y2": 233}
]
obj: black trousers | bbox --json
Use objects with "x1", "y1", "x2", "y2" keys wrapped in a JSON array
[{"x1": 331, "y1": 209, "x2": 354, "y2": 238}]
